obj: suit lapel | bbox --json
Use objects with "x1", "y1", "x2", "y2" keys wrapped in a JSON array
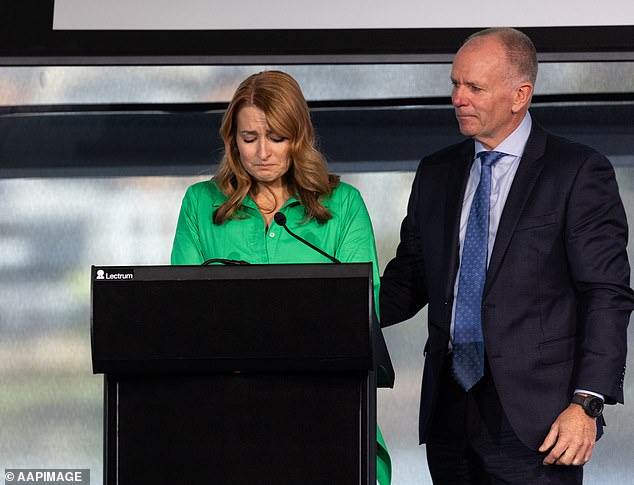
[
  {"x1": 484, "y1": 123, "x2": 548, "y2": 296},
  {"x1": 443, "y1": 142, "x2": 474, "y2": 301}
]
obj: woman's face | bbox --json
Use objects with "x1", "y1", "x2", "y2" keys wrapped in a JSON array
[{"x1": 236, "y1": 105, "x2": 291, "y2": 188}]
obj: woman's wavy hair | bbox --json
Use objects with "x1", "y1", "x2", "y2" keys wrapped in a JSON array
[{"x1": 213, "y1": 70, "x2": 339, "y2": 225}]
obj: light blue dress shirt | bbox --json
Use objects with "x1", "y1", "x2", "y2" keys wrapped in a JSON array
[{"x1": 450, "y1": 112, "x2": 531, "y2": 339}]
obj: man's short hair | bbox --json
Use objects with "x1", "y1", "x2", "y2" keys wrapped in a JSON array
[{"x1": 464, "y1": 27, "x2": 538, "y2": 86}]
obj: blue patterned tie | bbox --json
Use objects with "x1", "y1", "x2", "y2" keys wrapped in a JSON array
[{"x1": 452, "y1": 150, "x2": 505, "y2": 391}]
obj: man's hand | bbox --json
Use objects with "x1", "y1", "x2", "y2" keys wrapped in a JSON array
[{"x1": 538, "y1": 403, "x2": 597, "y2": 466}]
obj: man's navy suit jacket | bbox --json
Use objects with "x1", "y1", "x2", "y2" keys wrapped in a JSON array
[{"x1": 380, "y1": 119, "x2": 634, "y2": 450}]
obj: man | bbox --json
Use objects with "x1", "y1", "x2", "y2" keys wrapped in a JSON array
[{"x1": 380, "y1": 27, "x2": 633, "y2": 484}]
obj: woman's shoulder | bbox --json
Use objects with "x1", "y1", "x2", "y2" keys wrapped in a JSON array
[
  {"x1": 183, "y1": 179, "x2": 226, "y2": 204},
  {"x1": 329, "y1": 180, "x2": 364, "y2": 203}
]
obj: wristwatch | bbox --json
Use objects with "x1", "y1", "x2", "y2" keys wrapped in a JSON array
[{"x1": 571, "y1": 393, "x2": 604, "y2": 418}]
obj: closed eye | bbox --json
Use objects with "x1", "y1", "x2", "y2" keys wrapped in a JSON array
[
  {"x1": 268, "y1": 134, "x2": 288, "y2": 143},
  {"x1": 239, "y1": 130, "x2": 257, "y2": 143}
]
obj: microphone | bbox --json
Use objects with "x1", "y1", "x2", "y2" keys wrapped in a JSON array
[
  {"x1": 274, "y1": 212, "x2": 341, "y2": 263},
  {"x1": 202, "y1": 258, "x2": 250, "y2": 265}
]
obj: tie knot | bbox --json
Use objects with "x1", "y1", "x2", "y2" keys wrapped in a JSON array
[{"x1": 477, "y1": 150, "x2": 505, "y2": 167}]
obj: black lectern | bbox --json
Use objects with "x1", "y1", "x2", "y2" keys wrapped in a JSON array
[{"x1": 91, "y1": 263, "x2": 393, "y2": 485}]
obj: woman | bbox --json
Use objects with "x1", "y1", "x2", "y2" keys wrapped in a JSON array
[{"x1": 171, "y1": 70, "x2": 391, "y2": 484}]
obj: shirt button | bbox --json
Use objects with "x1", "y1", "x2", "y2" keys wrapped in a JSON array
[{"x1": 269, "y1": 232, "x2": 276, "y2": 238}]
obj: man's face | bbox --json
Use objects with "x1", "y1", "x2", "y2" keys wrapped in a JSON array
[{"x1": 450, "y1": 36, "x2": 522, "y2": 150}]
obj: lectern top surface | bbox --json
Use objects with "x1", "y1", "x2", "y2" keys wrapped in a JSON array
[{"x1": 92, "y1": 262, "x2": 372, "y2": 281}]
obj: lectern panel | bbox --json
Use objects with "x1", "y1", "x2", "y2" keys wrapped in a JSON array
[
  {"x1": 107, "y1": 374, "x2": 368, "y2": 485},
  {"x1": 91, "y1": 264, "x2": 373, "y2": 373}
]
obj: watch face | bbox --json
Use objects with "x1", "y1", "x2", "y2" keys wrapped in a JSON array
[{"x1": 588, "y1": 398, "x2": 604, "y2": 416}]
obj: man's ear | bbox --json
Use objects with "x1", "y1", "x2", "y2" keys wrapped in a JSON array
[{"x1": 512, "y1": 82, "x2": 533, "y2": 113}]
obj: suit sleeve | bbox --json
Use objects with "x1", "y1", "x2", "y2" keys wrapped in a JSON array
[
  {"x1": 565, "y1": 151, "x2": 634, "y2": 404},
  {"x1": 380, "y1": 164, "x2": 429, "y2": 327}
]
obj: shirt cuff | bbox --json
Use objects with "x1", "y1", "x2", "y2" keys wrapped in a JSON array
[{"x1": 574, "y1": 389, "x2": 604, "y2": 401}]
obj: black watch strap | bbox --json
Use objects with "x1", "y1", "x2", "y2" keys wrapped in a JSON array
[{"x1": 571, "y1": 393, "x2": 604, "y2": 418}]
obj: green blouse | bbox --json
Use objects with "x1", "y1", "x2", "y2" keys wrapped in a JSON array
[
  {"x1": 170, "y1": 179, "x2": 390, "y2": 485},
  {"x1": 171, "y1": 180, "x2": 381, "y2": 314}
]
